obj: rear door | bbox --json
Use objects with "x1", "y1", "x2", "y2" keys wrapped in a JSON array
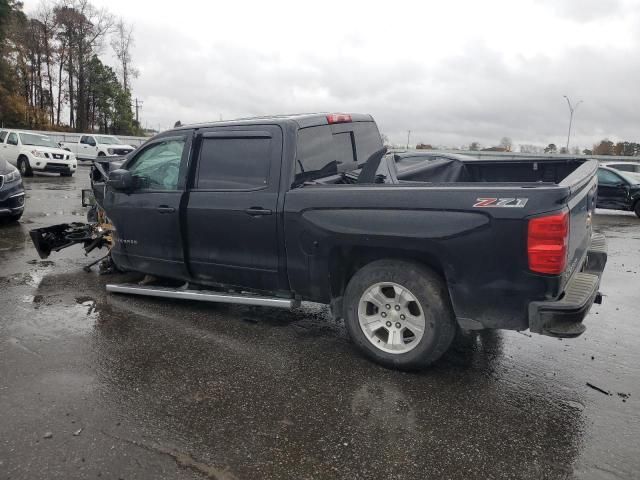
[
  {"x1": 185, "y1": 125, "x2": 283, "y2": 290},
  {"x1": 103, "y1": 133, "x2": 191, "y2": 278}
]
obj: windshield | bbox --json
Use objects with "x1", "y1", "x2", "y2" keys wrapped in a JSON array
[
  {"x1": 94, "y1": 135, "x2": 121, "y2": 145},
  {"x1": 19, "y1": 133, "x2": 58, "y2": 148}
]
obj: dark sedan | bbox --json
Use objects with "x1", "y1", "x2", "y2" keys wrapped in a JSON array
[
  {"x1": 0, "y1": 159, "x2": 25, "y2": 222},
  {"x1": 597, "y1": 165, "x2": 640, "y2": 218}
]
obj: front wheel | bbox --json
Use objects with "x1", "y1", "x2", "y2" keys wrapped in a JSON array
[
  {"x1": 343, "y1": 259, "x2": 456, "y2": 370},
  {"x1": 634, "y1": 201, "x2": 640, "y2": 218},
  {"x1": 18, "y1": 156, "x2": 33, "y2": 177}
]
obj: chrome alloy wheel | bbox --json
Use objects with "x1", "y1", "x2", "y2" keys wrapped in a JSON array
[{"x1": 357, "y1": 282, "x2": 426, "y2": 354}]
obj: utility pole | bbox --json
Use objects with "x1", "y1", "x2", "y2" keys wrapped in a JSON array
[
  {"x1": 563, "y1": 95, "x2": 583, "y2": 152},
  {"x1": 406, "y1": 130, "x2": 411, "y2": 150},
  {"x1": 134, "y1": 98, "x2": 144, "y2": 124}
]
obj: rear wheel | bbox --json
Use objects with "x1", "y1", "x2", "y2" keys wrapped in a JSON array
[
  {"x1": 18, "y1": 156, "x2": 33, "y2": 177},
  {"x1": 343, "y1": 259, "x2": 456, "y2": 370}
]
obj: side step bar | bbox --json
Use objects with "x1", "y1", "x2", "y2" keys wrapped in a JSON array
[{"x1": 106, "y1": 283, "x2": 299, "y2": 309}]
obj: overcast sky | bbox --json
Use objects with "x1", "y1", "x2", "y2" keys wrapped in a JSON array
[{"x1": 24, "y1": 0, "x2": 640, "y2": 149}]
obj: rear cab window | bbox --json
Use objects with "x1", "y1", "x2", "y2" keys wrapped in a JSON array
[
  {"x1": 294, "y1": 121, "x2": 382, "y2": 185},
  {"x1": 0, "y1": 131, "x2": 7, "y2": 143}
]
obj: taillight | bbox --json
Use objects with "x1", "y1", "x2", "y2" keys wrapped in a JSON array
[
  {"x1": 326, "y1": 113, "x2": 352, "y2": 124},
  {"x1": 528, "y1": 210, "x2": 569, "y2": 274}
]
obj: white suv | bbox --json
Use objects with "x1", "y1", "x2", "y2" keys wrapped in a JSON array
[{"x1": 0, "y1": 130, "x2": 78, "y2": 177}]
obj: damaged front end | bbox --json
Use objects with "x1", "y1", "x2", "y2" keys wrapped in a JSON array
[{"x1": 29, "y1": 156, "x2": 125, "y2": 273}]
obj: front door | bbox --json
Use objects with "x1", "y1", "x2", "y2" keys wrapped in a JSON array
[
  {"x1": 104, "y1": 133, "x2": 191, "y2": 279},
  {"x1": 3, "y1": 132, "x2": 20, "y2": 166},
  {"x1": 185, "y1": 126, "x2": 283, "y2": 291},
  {"x1": 597, "y1": 168, "x2": 629, "y2": 209}
]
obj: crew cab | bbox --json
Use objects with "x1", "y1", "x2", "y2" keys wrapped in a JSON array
[
  {"x1": 30, "y1": 113, "x2": 607, "y2": 369},
  {"x1": 60, "y1": 134, "x2": 135, "y2": 161},
  {"x1": 597, "y1": 165, "x2": 640, "y2": 217},
  {"x1": 0, "y1": 129, "x2": 77, "y2": 177}
]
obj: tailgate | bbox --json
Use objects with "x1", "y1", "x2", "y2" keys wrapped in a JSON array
[{"x1": 560, "y1": 160, "x2": 599, "y2": 290}]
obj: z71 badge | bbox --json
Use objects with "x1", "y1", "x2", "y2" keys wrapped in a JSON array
[{"x1": 473, "y1": 198, "x2": 528, "y2": 208}]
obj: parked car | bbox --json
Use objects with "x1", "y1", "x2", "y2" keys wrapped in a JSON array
[
  {"x1": 0, "y1": 129, "x2": 77, "y2": 177},
  {"x1": 60, "y1": 134, "x2": 135, "y2": 161},
  {"x1": 600, "y1": 161, "x2": 640, "y2": 181},
  {"x1": 0, "y1": 157, "x2": 25, "y2": 222},
  {"x1": 30, "y1": 113, "x2": 607, "y2": 370},
  {"x1": 597, "y1": 165, "x2": 640, "y2": 217}
]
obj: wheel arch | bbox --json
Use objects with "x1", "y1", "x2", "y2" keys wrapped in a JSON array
[{"x1": 327, "y1": 246, "x2": 453, "y2": 317}]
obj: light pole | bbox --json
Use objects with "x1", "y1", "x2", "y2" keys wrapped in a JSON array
[
  {"x1": 406, "y1": 130, "x2": 411, "y2": 150},
  {"x1": 563, "y1": 95, "x2": 583, "y2": 152}
]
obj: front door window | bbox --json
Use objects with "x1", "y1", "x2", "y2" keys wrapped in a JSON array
[{"x1": 127, "y1": 139, "x2": 186, "y2": 190}]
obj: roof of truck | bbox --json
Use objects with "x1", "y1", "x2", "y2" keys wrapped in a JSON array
[{"x1": 171, "y1": 113, "x2": 375, "y2": 132}]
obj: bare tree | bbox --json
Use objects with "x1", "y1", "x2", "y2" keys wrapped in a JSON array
[
  {"x1": 55, "y1": 0, "x2": 114, "y2": 131},
  {"x1": 35, "y1": 2, "x2": 57, "y2": 124},
  {"x1": 111, "y1": 18, "x2": 137, "y2": 93},
  {"x1": 499, "y1": 137, "x2": 513, "y2": 152}
]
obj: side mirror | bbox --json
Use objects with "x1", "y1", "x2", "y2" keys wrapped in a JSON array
[{"x1": 107, "y1": 169, "x2": 133, "y2": 191}]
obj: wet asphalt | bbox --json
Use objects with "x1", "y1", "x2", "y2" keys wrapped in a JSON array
[{"x1": 0, "y1": 169, "x2": 639, "y2": 480}]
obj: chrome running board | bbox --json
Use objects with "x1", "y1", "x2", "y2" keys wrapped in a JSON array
[{"x1": 106, "y1": 283, "x2": 298, "y2": 309}]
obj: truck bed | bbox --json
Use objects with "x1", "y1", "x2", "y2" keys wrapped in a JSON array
[{"x1": 393, "y1": 153, "x2": 586, "y2": 185}]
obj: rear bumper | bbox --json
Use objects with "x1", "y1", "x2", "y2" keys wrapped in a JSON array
[{"x1": 528, "y1": 233, "x2": 607, "y2": 338}]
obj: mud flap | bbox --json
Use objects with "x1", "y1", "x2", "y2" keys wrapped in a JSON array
[{"x1": 29, "y1": 223, "x2": 97, "y2": 259}]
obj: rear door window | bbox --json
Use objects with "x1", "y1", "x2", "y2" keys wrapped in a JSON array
[
  {"x1": 195, "y1": 136, "x2": 272, "y2": 190},
  {"x1": 7, "y1": 132, "x2": 18, "y2": 145},
  {"x1": 0, "y1": 131, "x2": 6, "y2": 143}
]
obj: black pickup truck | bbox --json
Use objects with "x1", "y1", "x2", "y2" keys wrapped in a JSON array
[{"x1": 31, "y1": 113, "x2": 607, "y2": 369}]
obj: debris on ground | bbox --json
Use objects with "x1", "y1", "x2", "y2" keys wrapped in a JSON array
[
  {"x1": 43, "y1": 432, "x2": 53, "y2": 439},
  {"x1": 586, "y1": 382, "x2": 612, "y2": 396}
]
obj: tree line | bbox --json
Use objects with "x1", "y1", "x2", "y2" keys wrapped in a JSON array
[
  {"x1": 0, "y1": 0, "x2": 141, "y2": 135},
  {"x1": 411, "y1": 138, "x2": 640, "y2": 156}
]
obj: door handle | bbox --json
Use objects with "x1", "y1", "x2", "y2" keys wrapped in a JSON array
[
  {"x1": 245, "y1": 207, "x2": 272, "y2": 216},
  {"x1": 157, "y1": 206, "x2": 176, "y2": 214}
]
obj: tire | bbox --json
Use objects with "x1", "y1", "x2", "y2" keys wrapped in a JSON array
[
  {"x1": 343, "y1": 259, "x2": 456, "y2": 370},
  {"x1": 634, "y1": 201, "x2": 640, "y2": 218},
  {"x1": 18, "y1": 156, "x2": 33, "y2": 177},
  {"x1": 97, "y1": 151, "x2": 106, "y2": 157}
]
